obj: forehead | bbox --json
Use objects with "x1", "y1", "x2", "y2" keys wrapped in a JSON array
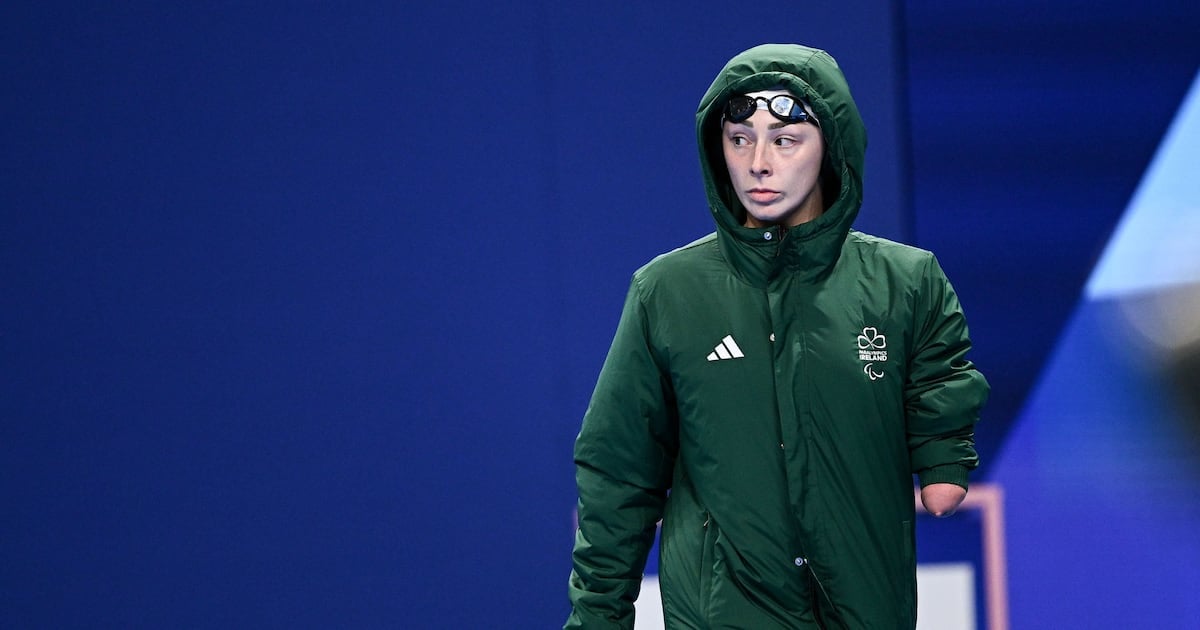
[{"x1": 742, "y1": 88, "x2": 796, "y2": 100}]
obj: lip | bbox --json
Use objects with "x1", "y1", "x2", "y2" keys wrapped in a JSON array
[{"x1": 747, "y1": 188, "x2": 781, "y2": 203}]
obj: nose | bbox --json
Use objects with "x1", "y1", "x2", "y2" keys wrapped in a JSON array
[{"x1": 750, "y1": 143, "x2": 771, "y2": 176}]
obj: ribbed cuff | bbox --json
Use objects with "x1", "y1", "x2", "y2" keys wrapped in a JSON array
[{"x1": 917, "y1": 464, "x2": 969, "y2": 489}]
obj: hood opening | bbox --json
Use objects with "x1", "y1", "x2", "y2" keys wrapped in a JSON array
[{"x1": 695, "y1": 45, "x2": 867, "y2": 244}]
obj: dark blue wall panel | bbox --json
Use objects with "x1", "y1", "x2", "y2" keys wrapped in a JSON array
[
  {"x1": 2, "y1": 2, "x2": 908, "y2": 627},
  {"x1": 903, "y1": 0, "x2": 1200, "y2": 472},
  {"x1": 903, "y1": 2, "x2": 1200, "y2": 625}
]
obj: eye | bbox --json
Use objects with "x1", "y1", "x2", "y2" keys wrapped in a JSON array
[
  {"x1": 728, "y1": 134, "x2": 751, "y2": 147},
  {"x1": 774, "y1": 136, "x2": 796, "y2": 147}
]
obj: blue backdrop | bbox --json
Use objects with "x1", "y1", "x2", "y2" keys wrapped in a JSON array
[{"x1": 3, "y1": 2, "x2": 1198, "y2": 628}]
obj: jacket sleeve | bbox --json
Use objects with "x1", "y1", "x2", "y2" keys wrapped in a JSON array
[
  {"x1": 904, "y1": 255, "x2": 989, "y2": 489},
  {"x1": 566, "y1": 276, "x2": 679, "y2": 629}
]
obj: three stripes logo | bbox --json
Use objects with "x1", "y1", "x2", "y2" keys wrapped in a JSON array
[{"x1": 706, "y1": 335, "x2": 744, "y2": 362}]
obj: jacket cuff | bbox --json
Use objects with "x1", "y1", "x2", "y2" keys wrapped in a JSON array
[{"x1": 917, "y1": 464, "x2": 970, "y2": 489}]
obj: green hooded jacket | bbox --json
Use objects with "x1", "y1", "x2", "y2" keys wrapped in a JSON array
[{"x1": 567, "y1": 44, "x2": 988, "y2": 629}]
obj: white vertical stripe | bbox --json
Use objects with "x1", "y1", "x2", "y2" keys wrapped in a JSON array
[{"x1": 722, "y1": 335, "x2": 744, "y2": 358}]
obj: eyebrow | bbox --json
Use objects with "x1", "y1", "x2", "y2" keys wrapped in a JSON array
[{"x1": 737, "y1": 120, "x2": 795, "y2": 130}]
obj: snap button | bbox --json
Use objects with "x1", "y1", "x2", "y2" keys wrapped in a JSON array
[
  {"x1": 769, "y1": 333, "x2": 775, "y2": 342},
  {"x1": 794, "y1": 557, "x2": 806, "y2": 567},
  {"x1": 763, "y1": 231, "x2": 773, "y2": 241}
]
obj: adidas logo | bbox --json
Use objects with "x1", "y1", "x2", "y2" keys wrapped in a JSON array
[{"x1": 706, "y1": 335, "x2": 744, "y2": 362}]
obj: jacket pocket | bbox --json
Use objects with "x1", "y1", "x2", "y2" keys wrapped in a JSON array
[
  {"x1": 901, "y1": 519, "x2": 914, "y2": 566},
  {"x1": 699, "y1": 513, "x2": 716, "y2": 616},
  {"x1": 901, "y1": 519, "x2": 916, "y2": 622},
  {"x1": 659, "y1": 490, "x2": 712, "y2": 627}
]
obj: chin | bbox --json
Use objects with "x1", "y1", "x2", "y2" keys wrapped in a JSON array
[{"x1": 746, "y1": 210, "x2": 790, "y2": 227}]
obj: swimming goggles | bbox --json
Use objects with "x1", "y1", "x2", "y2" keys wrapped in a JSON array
[{"x1": 723, "y1": 94, "x2": 818, "y2": 126}]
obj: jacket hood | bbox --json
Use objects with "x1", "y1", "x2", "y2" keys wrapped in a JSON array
[{"x1": 697, "y1": 44, "x2": 867, "y2": 286}]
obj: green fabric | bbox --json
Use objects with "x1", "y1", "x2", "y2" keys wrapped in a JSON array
[{"x1": 567, "y1": 44, "x2": 989, "y2": 629}]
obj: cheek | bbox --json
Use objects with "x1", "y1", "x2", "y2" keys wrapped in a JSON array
[
  {"x1": 722, "y1": 148, "x2": 745, "y2": 180},
  {"x1": 798, "y1": 148, "x2": 824, "y2": 176},
  {"x1": 721, "y1": 142, "x2": 738, "y2": 166}
]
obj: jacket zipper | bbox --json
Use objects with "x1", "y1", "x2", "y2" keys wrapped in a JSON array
[{"x1": 773, "y1": 226, "x2": 789, "y2": 257}]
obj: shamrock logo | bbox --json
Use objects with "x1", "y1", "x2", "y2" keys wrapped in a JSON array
[{"x1": 857, "y1": 327, "x2": 886, "y2": 350}]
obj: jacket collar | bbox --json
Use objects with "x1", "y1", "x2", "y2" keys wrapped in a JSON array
[{"x1": 712, "y1": 191, "x2": 857, "y2": 288}]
